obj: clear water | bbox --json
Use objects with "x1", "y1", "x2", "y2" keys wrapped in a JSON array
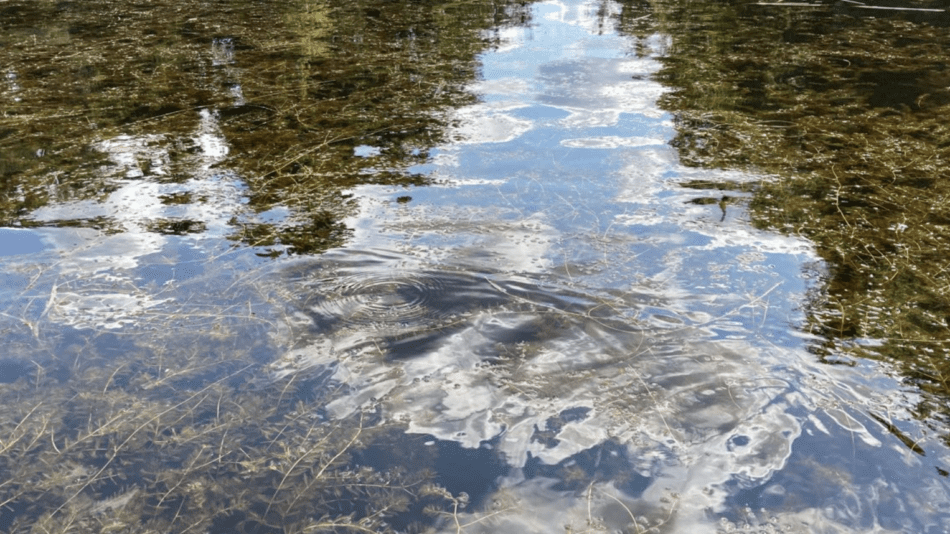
[{"x1": 1, "y1": 0, "x2": 949, "y2": 532}]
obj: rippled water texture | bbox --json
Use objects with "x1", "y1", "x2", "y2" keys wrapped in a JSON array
[
  {"x1": 2, "y1": 0, "x2": 950, "y2": 532},
  {"x1": 273, "y1": 2, "x2": 950, "y2": 531}
]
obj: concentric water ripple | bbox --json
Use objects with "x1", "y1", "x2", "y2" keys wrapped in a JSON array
[
  {"x1": 309, "y1": 272, "x2": 466, "y2": 328},
  {"x1": 280, "y1": 248, "x2": 656, "y2": 365},
  {"x1": 282, "y1": 251, "x2": 524, "y2": 356}
]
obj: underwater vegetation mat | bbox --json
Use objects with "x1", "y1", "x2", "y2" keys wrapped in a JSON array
[
  {"x1": 0, "y1": 235, "x2": 501, "y2": 533},
  {"x1": 0, "y1": 0, "x2": 545, "y2": 530},
  {"x1": 633, "y1": 0, "x2": 950, "y2": 445},
  {"x1": 0, "y1": 345, "x2": 465, "y2": 533},
  {"x1": 0, "y1": 0, "x2": 532, "y2": 254}
]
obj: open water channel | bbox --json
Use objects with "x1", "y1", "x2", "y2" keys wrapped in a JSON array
[{"x1": 2, "y1": 0, "x2": 950, "y2": 532}]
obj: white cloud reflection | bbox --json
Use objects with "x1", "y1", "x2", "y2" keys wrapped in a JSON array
[
  {"x1": 22, "y1": 109, "x2": 247, "y2": 329},
  {"x1": 265, "y1": 0, "x2": 950, "y2": 530}
]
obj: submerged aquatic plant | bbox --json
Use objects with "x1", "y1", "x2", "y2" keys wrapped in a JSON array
[
  {"x1": 0, "y1": 0, "x2": 544, "y2": 533},
  {"x1": 0, "y1": 350, "x2": 451, "y2": 533},
  {"x1": 0, "y1": 0, "x2": 532, "y2": 255},
  {"x1": 629, "y1": 0, "x2": 950, "y2": 444},
  {"x1": 0, "y1": 0, "x2": 539, "y2": 527}
]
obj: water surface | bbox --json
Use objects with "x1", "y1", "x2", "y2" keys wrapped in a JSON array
[{"x1": 1, "y1": 0, "x2": 949, "y2": 532}]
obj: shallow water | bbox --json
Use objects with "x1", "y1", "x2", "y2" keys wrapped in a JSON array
[{"x1": 2, "y1": 0, "x2": 950, "y2": 532}]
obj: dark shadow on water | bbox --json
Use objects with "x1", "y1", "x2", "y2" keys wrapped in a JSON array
[
  {"x1": 432, "y1": 438, "x2": 510, "y2": 506},
  {"x1": 0, "y1": 360, "x2": 31, "y2": 384},
  {"x1": 523, "y1": 439, "x2": 653, "y2": 497}
]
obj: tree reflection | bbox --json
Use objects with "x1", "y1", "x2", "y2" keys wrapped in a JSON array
[
  {"x1": 615, "y1": 0, "x2": 950, "y2": 442},
  {"x1": 0, "y1": 0, "x2": 533, "y2": 254}
]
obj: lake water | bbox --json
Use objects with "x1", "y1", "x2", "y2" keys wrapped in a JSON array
[{"x1": 2, "y1": 0, "x2": 949, "y2": 532}]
